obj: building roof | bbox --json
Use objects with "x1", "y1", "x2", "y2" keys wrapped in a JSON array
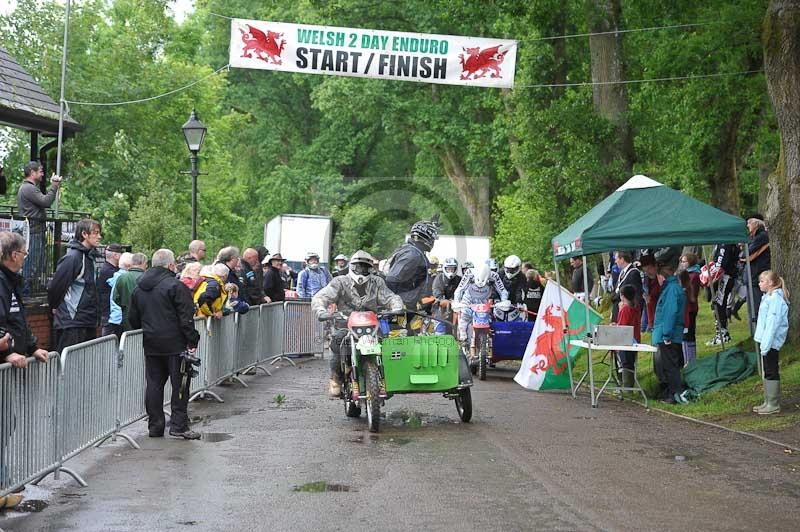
[{"x1": 0, "y1": 46, "x2": 81, "y2": 136}]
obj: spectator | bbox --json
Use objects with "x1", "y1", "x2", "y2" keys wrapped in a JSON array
[
  {"x1": 194, "y1": 263, "x2": 229, "y2": 318},
  {"x1": 128, "y1": 249, "x2": 200, "y2": 439},
  {"x1": 240, "y1": 248, "x2": 267, "y2": 305},
  {"x1": 98, "y1": 244, "x2": 124, "y2": 337},
  {"x1": 332, "y1": 254, "x2": 349, "y2": 277},
  {"x1": 224, "y1": 283, "x2": 250, "y2": 314},
  {"x1": 16, "y1": 161, "x2": 62, "y2": 293},
  {"x1": 297, "y1": 252, "x2": 331, "y2": 299},
  {"x1": 216, "y1": 246, "x2": 242, "y2": 291},
  {"x1": 0, "y1": 231, "x2": 50, "y2": 510},
  {"x1": 679, "y1": 253, "x2": 701, "y2": 366},
  {"x1": 569, "y1": 256, "x2": 593, "y2": 302},
  {"x1": 47, "y1": 218, "x2": 101, "y2": 353},
  {"x1": 523, "y1": 269, "x2": 544, "y2": 315},
  {"x1": 263, "y1": 253, "x2": 285, "y2": 302},
  {"x1": 521, "y1": 262, "x2": 533, "y2": 276},
  {"x1": 740, "y1": 217, "x2": 770, "y2": 316},
  {"x1": 176, "y1": 240, "x2": 206, "y2": 275},
  {"x1": 706, "y1": 243, "x2": 739, "y2": 346},
  {"x1": 112, "y1": 253, "x2": 147, "y2": 332},
  {"x1": 651, "y1": 247, "x2": 687, "y2": 404},
  {"x1": 616, "y1": 284, "x2": 641, "y2": 389},
  {"x1": 179, "y1": 261, "x2": 203, "y2": 292},
  {"x1": 106, "y1": 252, "x2": 133, "y2": 338},
  {"x1": 640, "y1": 253, "x2": 660, "y2": 333},
  {"x1": 280, "y1": 262, "x2": 297, "y2": 291},
  {"x1": 612, "y1": 250, "x2": 643, "y2": 323},
  {"x1": 752, "y1": 270, "x2": 789, "y2": 415}
]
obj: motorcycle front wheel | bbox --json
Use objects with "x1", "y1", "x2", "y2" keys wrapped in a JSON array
[
  {"x1": 364, "y1": 359, "x2": 382, "y2": 433},
  {"x1": 455, "y1": 387, "x2": 472, "y2": 422},
  {"x1": 477, "y1": 331, "x2": 488, "y2": 381}
]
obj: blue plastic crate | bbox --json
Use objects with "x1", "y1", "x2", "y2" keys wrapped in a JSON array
[{"x1": 491, "y1": 320, "x2": 534, "y2": 359}]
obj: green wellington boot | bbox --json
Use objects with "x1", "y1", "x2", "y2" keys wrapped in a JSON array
[{"x1": 757, "y1": 380, "x2": 781, "y2": 415}]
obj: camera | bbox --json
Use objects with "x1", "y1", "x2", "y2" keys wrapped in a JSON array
[{"x1": 179, "y1": 350, "x2": 201, "y2": 378}]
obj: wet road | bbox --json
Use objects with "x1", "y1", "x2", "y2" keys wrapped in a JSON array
[{"x1": 3, "y1": 357, "x2": 800, "y2": 532}]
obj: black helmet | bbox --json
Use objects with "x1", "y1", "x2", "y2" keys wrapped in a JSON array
[
  {"x1": 410, "y1": 216, "x2": 440, "y2": 251},
  {"x1": 654, "y1": 246, "x2": 681, "y2": 270}
]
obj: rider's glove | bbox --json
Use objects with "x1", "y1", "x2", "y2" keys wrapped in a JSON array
[{"x1": 497, "y1": 300, "x2": 512, "y2": 311}]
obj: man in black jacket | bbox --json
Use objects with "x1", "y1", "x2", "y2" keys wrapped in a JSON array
[
  {"x1": 262, "y1": 252, "x2": 285, "y2": 302},
  {"x1": 241, "y1": 248, "x2": 267, "y2": 305},
  {"x1": 129, "y1": 249, "x2": 201, "y2": 440},
  {"x1": 47, "y1": 218, "x2": 101, "y2": 353},
  {"x1": 611, "y1": 250, "x2": 643, "y2": 322},
  {"x1": 0, "y1": 232, "x2": 49, "y2": 367}
]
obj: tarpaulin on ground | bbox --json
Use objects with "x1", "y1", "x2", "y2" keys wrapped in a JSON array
[
  {"x1": 683, "y1": 347, "x2": 758, "y2": 399},
  {"x1": 229, "y1": 19, "x2": 517, "y2": 88}
]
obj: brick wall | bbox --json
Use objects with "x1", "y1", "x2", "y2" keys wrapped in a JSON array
[{"x1": 27, "y1": 306, "x2": 52, "y2": 351}]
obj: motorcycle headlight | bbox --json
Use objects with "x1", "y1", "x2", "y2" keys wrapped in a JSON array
[{"x1": 356, "y1": 327, "x2": 363, "y2": 334}]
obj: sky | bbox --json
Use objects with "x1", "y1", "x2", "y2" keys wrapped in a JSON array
[{"x1": 0, "y1": 0, "x2": 196, "y2": 23}]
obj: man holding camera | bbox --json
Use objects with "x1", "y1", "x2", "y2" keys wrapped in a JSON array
[{"x1": 129, "y1": 249, "x2": 201, "y2": 440}]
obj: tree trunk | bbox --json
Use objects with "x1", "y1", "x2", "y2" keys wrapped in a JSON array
[
  {"x1": 763, "y1": 0, "x2": 800, "y2": 342},
  {"x1": 705, "y1": 110, "x2": 744, "y2": 214},
  {"x1": 587, "y1": 0, "x2": 635, "y2": 175},
  {"x1": 440, "y1": 147, "x2": 492, "y2": 236}
]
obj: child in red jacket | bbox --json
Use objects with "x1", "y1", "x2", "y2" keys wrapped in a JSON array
[{"x1": 616, "y1": 284, "x2": 641, "y2": 389}]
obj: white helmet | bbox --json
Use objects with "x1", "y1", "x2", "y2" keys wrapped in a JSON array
[
  {"x1": 504, "y1": 255, "x2": 522, "y2": 278},
  {"x1": 474, "y1": 264, "x2": 491, "y2": 288},
  {"x1": 348, "y1": 250, "x2": 373, "y2": 285},
  {"x1": 443, "y1": 257, "x2": 458, "y2": 279}
]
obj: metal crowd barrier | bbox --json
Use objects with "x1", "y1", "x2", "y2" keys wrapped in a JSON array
[
  {"x1": 1, "y1": 299, "x2": 329, "y2": 496},
  {"x1": 282, "y1": 300, "x2": 325, "y2": 363},
  {"x1": 0, "y1": 353, "x2": 63, "y2": 497}
]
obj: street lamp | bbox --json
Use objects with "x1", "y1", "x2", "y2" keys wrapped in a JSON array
[{"x1": 181, "y1": 108, "x2": 207, "y2": 240}]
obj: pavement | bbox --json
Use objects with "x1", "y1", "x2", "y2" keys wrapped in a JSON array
[{"x1": 2, "y1": 357, "x2": 799, "y2": 532}]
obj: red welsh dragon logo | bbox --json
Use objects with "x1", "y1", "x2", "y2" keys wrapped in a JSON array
[
  {"x1": 529, "y1": 304, "x2": 585, "y2": 376},
  {"x1": 459, "y1": 45, "x2": 508, "y2": 80},
  {"x1": 240, "y1": 24, "x2": 286, "y2": 65}
]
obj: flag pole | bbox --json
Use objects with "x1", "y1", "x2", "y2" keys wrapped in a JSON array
[
  {"x1": 54, "y1": 0, "x2": 72, "y2": 217},
  {"x1": 553, "y1": 256, "x2": 575, "y2": 396},
  {"x1": 582, "y1": 256, "x2": 596, "y2": 407}
]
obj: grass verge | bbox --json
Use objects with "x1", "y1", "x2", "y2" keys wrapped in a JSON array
[{"x1": 570, "y1": 300, "x2": 800, "y2": 434}]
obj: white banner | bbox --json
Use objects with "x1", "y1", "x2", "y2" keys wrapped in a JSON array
[{"x1": 229, "y1": 19, "x2": 517, "y2": 88}]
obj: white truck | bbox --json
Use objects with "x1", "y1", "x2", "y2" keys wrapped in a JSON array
[
  {"x1": 264, "y1": 214, "x2": 332, "y2": 267},
  {"x1": 429, "y1": 234, "x2": 491, "y2": 268}
]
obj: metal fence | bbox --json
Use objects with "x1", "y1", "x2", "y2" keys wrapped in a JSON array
[{"x1": 0, "y1": 300, "x2": 325, "y2": 497}]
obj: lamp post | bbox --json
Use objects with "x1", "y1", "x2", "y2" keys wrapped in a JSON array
[{"x1": 181, "y1": 108, "x2": 207, "y2": 240}]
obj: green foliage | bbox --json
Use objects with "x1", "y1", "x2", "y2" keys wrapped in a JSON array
[{"x1": 0, "y1": 0, "x2": 779, "y2": 268}]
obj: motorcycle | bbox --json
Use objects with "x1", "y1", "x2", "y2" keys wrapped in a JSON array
[
  {"x1": 454, "y1": 300, "x2": 518, "y2": 381},
  {"x1": 321, "y1": 309, "x2": 472, "y2": 433}
]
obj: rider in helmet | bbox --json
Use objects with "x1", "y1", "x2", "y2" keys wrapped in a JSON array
[
  {"x1": 487, "y1": 258, "x2": 499, "y2": 273},
  {"x1": 461, "y1": 261, "x2": 474, "y2": 275},
  {"x1": 312, "y1": 250, "x2": 404, "y2": 398},
  {"x1": 332, "y1": 254, "x2": 349, "y2": 278},
  {"x1": 453, "y1": 264, "x2": 510, "y2": 359},
  {"x1": 431, "y1": 257, "x2": 462, "y2": 335},
  {"x1": 297, "y1": 252, "x2": 332, "y2": 299},
  {"x1": 418, "y1": 255, "x2": 440, "y2": 315},
  {"x1": 499, "y1": 254, "x2": 527, "y2": 306},
  {"x1": 385, "y1": 216, "x2": 440, "y2": 330}
]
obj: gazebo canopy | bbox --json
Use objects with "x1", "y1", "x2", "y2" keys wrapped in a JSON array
[{"x1": 552, "y1": 175, "x2": 747, "y2": 260}]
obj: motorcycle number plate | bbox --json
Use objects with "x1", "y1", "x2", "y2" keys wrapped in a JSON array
[{"x1": 359, "y1": 344, "x2": 382, "y2": 355}]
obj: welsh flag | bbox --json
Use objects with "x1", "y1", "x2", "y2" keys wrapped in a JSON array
[{"x1": 514, "y1": 282, "x2": 603, "y2": 391}]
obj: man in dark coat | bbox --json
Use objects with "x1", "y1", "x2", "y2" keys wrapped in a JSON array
[
  {"x1": 129, "y1": 249, "x2": 200, "y2": 440},
  {"x1": 262, "y1": 252, "x2": 286, "y2": 302},
  {"x1": 241, "y1": 248, "x2": 267, "y2": 305},
  {"x1": 47, "y1": 218, "x2": 101, "y2": 353},
  {"x1": 611, "y1": 250, "x2": 643, "y2": 323},
  {"x1": 385, "y1": 218, "x2": 439, "y2": 310}
]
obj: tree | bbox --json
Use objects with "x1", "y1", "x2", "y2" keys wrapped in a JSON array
[{"x1": 763, "y1": 0, "x2": 800, "y2": 341}]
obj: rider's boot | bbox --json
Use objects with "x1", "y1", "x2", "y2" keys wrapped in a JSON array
[{"x1": 329, "y1": 373, "x2": 342, "y2": 399}]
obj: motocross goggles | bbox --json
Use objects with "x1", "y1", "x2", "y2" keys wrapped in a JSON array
[{"x1": 350, "y1": 262, "x2": 372, "y2": 276}]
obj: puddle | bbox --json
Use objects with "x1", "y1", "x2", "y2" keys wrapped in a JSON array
[
  {"x1": 348, "y1": 435, "x2": 412, "y2": 446},
  {"x1": 293, "y1": 481, "x2": 355, "y2": 493},
  {"x1": 386, "y1": 410, "x2": 451, "y2": 428},
  {"x1": 14, "y1": 499, "x2": 48, "y2": 513},
  {"x1": 200, "y1": 432, "x2": 233, "y2": 443}
]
